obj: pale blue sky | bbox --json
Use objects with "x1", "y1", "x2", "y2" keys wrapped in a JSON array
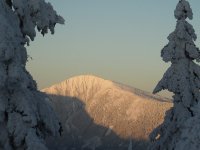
[{"x1": 27, "y1": 0, "x2": 200, "y2": 97}]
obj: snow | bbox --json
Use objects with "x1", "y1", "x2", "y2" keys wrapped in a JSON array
[
  {"x1": 0, "y1": 0, "x2": 64, "y2": 149},
  {"x1": 12, "y1": 0, "x2": 64, "y2": 40},
  {"x1": 82, "y1": 136, "x2": 102, "y2": 150},
  {"x1": 128, "y1": 140, "x2": 132, "y2": 150},
  {"x1": 42, "y1": 75, "x2": 172, "y2": 150},
  {"x1": 174, "y1": 0, "x2": 193, "y2": 20},
  {"x1": 149, "y1": 0, "x2": 200, "y2": 150}
]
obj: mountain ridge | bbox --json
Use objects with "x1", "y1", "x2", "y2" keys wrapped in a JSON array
[
  {"x1": 42, "y1": 74, "x2": 171, "y2": 102},
  {"x1": 43, "y1": 75, "x2": 172, "y2": 150}
]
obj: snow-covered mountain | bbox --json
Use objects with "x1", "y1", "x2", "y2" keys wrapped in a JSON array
[{"x1": 42, "y1": 75, "x2": 172, "y2": 150}]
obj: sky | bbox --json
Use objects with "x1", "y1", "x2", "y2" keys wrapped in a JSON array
[{"x1": 27, "y1": 0, "x2": 200, "y2": 97}]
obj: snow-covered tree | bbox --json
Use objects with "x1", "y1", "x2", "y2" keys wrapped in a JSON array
[
  {"x1": 148, "y1": 0, "x2": 200, "y2": 150},
  {"x1": 0, "y1": 0, "x2": 64, "y2": 149}
]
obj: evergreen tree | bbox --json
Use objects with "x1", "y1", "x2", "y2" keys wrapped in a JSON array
[
  {"x1": 149, "y1": 0, "x2": 200, "y2": 150},
  {"x1": 0, "y1": 0, "x2": 64, "y2": 149}
]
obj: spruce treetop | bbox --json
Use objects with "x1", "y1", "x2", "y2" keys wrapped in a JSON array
[
  {"x1": 175, "y1": 0, "x2": 193, "y2": 20},
  {"x1": 153, "y1": 0, "x2": 200, "y2": 94}
]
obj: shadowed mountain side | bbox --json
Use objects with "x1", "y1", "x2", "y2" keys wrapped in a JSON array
[{"x1": 46, "y1": 95, "x2": 149, "y2": 150}]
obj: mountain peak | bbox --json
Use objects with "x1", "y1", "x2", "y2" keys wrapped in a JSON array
[
  {"x1": 42, "y1": 75, "x2": 171, "y2": 102},
  {"x1": 66, "y1": 74, "x2": 106, "y2": 80},
  {"x1": 42, "y1": 75, "x2": 113, "y2": 96}
]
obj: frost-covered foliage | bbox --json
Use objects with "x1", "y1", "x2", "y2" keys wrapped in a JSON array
[
  {"x1": 0, "y1": 0, "x2": 64, "y2": 149},
  {"x1": 149, "y1": 0, "x2": 200, "y2": 150}
]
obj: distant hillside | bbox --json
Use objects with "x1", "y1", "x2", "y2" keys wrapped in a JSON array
[{"x1": 42, "y1": 75, "x2": 172, "y2": 150}]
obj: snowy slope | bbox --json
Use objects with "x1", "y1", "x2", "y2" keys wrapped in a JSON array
[{"x1": 42, "y1": 75, "x2": 172, "y2": 150}]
